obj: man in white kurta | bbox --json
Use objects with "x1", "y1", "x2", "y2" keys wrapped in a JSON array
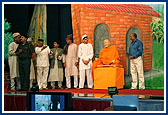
[
  {"x1": 8, "y1": 32, "x2": 21, "y2": 90},
  {"x1": 48, "y1": 42, "x2": 63, "y2": 89},
  {"x1": 35, "y1": 39, "x2": 51, "y2": 90},
  {"x1": 27, "y1": 38, "x2": 35, "y2": 88},
  {"x1": 78, "y1": 34, "x2": 93, "y2": 89},
  {"x1": 63, "y1": 34, "x2": 78, "y2": 89}
]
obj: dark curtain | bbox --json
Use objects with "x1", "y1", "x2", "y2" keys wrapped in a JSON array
[
  {"x1": 4, "y1": 4, "x2": 34, "y2": 36},
  {"x1": 47, "y1": 4, "x2": 73, "y2": 49}
]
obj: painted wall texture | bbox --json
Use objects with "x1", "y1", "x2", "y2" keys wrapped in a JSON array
[{"x1": 71, "y1": 4, "x2": 161, "y2": 74}]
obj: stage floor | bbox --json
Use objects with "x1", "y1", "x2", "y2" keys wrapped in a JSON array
[
  {"x1": 4, "y1": 88, "x2": 164, "y2": 111},
  {"x1": 4, "y1": 88, "x2": 164, "y2": 100}
]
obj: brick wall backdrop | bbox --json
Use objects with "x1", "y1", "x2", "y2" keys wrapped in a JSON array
[{"x1": 71, "y1": 4, "x2": 160, "y2": 74}]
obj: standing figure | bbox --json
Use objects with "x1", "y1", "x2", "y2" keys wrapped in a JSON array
[
  {"x1": 35, "y1": 103, "x2": 39, "y2": 111},
  {"x1": 78, "y1": 34, "x2": 93, "y2": 89},
  {"x1": 15, "y1": 35, "x2": 35, "y2": 91},
  {"x1": 129, "y1": 33, "x2": 145, "y2": 90},
  {"x1": 48, "y1": 42, "x2": 63, "y2": 89},
  {"x1": 35, "y1": 39, "x2": 51, "y2": 90},
  {"x1": 40, "y1": 104, "x2": 46, "y2": 111},
  {"x1": 57, "y1": 102, "x2": 60, "y2": 111},
  {"x1": 48, "y1": 101, "x2": 53, "y2": 111},
  {"x1": 63, "y1": 34, "x2": 78, "y2": 89},
  {"x1": 8, "y1": 32, "x2": 21, "y2": 90},
  {"x1": 27, "y1": 38, "x2": 36, "y2": 88}
]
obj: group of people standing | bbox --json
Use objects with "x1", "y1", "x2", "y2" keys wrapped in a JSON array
[
  {"x1": 8, "y1": 33, "x2": 94, "y2": 91},
  {"x1": 8, "y1": 32, "x2": 145, "y2": 91},
  {"x1": 8, "y1": 33, "x2": 35, "y2": 91},
  {"x1": 62, "y1": 34, "x2": 94, "y2": 89}
]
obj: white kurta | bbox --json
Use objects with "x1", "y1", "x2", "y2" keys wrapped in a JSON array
[
  {"x1": 63, "y1": 43, "x2": 78, "y2": 77},
  {"x1": 78, "y1": 43, "x2": 93, "y2": 70},
  {"x1": 48, "y1": 51, "x2": 63, "y2": 82},
  {"x1": 78, "y1": 43, "x2": 93, "y2": 88},
  {"x1": 8, "y1": 42, "x2": 20, "y2": 79},
  {"x1": 35, "y1": 46, "x2": 50, "y2": 67},
  {"x1": 35, "y1": 46, "x2": 51, "y2": 89}
]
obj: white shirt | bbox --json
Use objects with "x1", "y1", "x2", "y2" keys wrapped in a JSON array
[
  {"x1": 78, "y1": 43, "x2": 93, "y2": 70},
  {"x1": 35, "y1": 46, "x2": 51, "y2": 67},
  {"x1": 57, "y1": 103, "x2": 60, "y2": 109},
  {"x1": 40, "y1": 106, "x2": 46, "y2": 111}
]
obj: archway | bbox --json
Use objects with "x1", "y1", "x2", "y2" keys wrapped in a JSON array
[
  {"x1": 126, "y1": 26, "x2": 142, "y2": 75},
  {"x1": 94, "y1": 23, "x2": 111, "y2": 58}
]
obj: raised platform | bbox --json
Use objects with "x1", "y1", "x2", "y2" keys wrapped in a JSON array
[{"x1": 4, "y1": 88, "x2": 164, "y2": 111}]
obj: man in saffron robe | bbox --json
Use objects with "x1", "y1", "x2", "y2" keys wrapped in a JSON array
[{"x1": 91, "y1": 39, "x2": 121, "y2": 78}]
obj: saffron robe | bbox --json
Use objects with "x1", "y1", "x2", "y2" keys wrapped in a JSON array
[{"x1": 91, "y1": 45, "x2": 120, "y2": 78}]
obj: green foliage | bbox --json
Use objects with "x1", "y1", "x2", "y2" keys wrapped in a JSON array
[
  {"x1": 151, "y1": 18, "x2": 164, "y2": 43},
  {"x1": 4, "y1": 19, "x2": 13, "y2": 60},
  {"x1": 152, "y1": 40, "x2": 164, "y2": 71},
  {"x1": 145, "y1": 75, "x2": 164, "y2": 89},
  {"x1": 125, "y1": 75, "x2": 164, "y2": 89},
  {"x1": 151, "y1": 4, "x2": 164, "y2": 44},
  {"x1": 162, "y1": 5, "x2": 164, "y2": 21}
]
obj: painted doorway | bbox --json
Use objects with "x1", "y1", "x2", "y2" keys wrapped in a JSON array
[
  {"x1": 94, "y1": 23, "x2": 111, "y2": 58},
  {"x1": 126, "y1": 26, "x2": 142, "y2": 75}
]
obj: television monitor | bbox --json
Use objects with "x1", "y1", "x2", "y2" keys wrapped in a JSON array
[
  {"x1": 113, "y1": 95, "x2": 139, "y2": 111},
  {"x1": 26, "y1": 92, "x2": 72, "y2": 111}
]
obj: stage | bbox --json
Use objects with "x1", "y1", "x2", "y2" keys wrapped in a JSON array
[{"x1": 4, "y1": 88, "x2": 164, "y2": 111}]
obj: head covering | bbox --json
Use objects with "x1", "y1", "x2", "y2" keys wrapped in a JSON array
[
  {"x1": 82, "y1": 34, "x2": 88, "y2": 40},
  {"x1": 66, "y1": 34, "x2": 73, "y2": 41},
  {"x1": 12, "y1": 32, "x2": 21, "y2": 38},
  {"x1": 38, "y1": 39, "x2": 44, "y2": 42},
  {"x1": 27, "y1": 38, "x2": 32, "y2": 42}
]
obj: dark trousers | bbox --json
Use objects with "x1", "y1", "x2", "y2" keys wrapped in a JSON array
[{"x1": 19, "y1": 58, "x2": 31, "y2": 91}]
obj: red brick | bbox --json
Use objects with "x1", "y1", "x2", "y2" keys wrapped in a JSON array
[{"x1": 71, "y1": 4, "x2": 155, "y2": 71}]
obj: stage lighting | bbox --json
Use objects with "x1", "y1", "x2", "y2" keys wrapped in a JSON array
[{"x1": 108, "y1": 87, "x2": 118, "y2": 97}]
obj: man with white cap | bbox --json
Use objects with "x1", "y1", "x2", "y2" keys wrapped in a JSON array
[
  {"x1": 27, "y1": 38, "x2": 33, "y2": 44},
  {"x1": 35, "y1": 39, "x2": 52, "y2": 90},
  {"x1": 8, "y1": 32, "x2": 21, "y2": 90},
  {"x1": 78, "y1": 34, "x2": 93, "y2": 89}
]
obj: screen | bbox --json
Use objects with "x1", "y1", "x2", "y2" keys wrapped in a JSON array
[{"x1": 26, "y1": 92, "x2": 72, "y2": 111}]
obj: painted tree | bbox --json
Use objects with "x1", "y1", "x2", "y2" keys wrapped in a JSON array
[
  {"x1": 151, "y1": 5, "x2": 164, "y2": 44},
  {"x1": 4, "y1": 18, "x2": 13, "y2": 60}
]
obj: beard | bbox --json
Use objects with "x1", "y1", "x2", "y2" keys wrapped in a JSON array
[{"x1": 16, "y1": 40, "x2": 21, "y2": 44}]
